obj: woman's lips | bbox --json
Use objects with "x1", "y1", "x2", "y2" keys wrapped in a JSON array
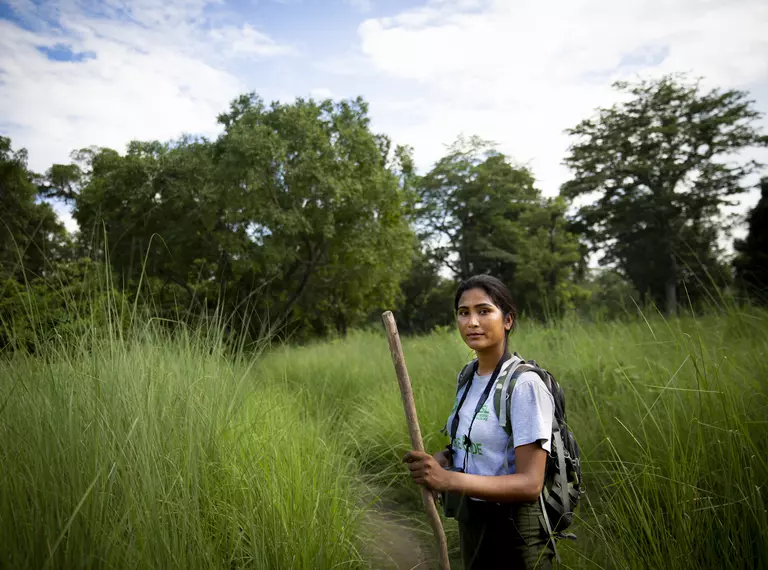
[{"x1": 467, "y1": 333, "x2": 484, "y2": 338}]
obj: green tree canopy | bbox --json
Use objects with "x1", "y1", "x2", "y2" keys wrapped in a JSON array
[
  {"x1": 0, "y1": 137, "x2": 68, "y2": 283},
  {"x1": 514, "y1": 197, "x2": 588, "y2": 316},
  {"x1": 416, "y1": 137, "x2": 585, "y2": 316},
  {"x1": 54, "y1": 94, "x2": 415, "y2": 340},
  {"x1": 561, "y1": 75, "x2": 767, "y2": 314},
  {"x1": 214, "y1": 94, "x2": 415, "y2": 337},
  {"x1": 734, "y1": 177, "x2": 768, "y2": 299}
]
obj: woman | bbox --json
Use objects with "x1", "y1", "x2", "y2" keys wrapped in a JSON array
[{"x1": 403, "y1": 275, "x2": 556, "y2": 569}]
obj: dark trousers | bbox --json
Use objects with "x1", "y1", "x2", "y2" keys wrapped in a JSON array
[{"x1": 457, "y1": 499, "x2": 555, "y2": 570}]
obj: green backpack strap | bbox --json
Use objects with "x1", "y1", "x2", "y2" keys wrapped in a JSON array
[
  {"x1": 456, "y1": 359, "x2": 476, "y2": 391},
  {"x1": 548, "y1": 426, "x2": 571, "y2": 522},
  {"x1": 493, "y1": 359, "x2": 530, "y2": 436}
]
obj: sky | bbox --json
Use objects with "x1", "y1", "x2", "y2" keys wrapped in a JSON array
[{"x1": 1, "y1": 0, "x2": 768, "y2": 236}]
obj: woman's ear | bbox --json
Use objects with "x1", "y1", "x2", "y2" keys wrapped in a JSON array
[{"x1": 504, "y1": 313, "x2": 513, "y2": 332}]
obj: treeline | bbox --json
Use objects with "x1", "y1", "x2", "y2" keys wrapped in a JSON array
[{"x1": 1, "y1": 75, "x2": 767, "y2": 348}]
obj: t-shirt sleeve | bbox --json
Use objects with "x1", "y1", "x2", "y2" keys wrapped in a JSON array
[{"x1": 510, "y1": 372, "x2": 555, "y2": 453}]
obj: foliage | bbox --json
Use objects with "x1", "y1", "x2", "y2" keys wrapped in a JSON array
[
  {"x1": 275, "y1": 308, "x2": 768, "y2": 570},
  {"x1": 46, "y1": 95, "x2": 416, "y2": 342},
  {"x1": 390, "y1": 248, "x2": 456, "y2": 334},
  {"x1": 5, "y1": 75, "x2": 768, "y2": 342},
  {"x1": 0, "y1": 137, "x2": 69, "y2": 282},
  {"x1": 416, "y1": 137, "x2": 586, "y2": 317},
  {"x1": 575, "y1": 268, "x2": 640, "y2": 321},
  {"x1": 562, "y1": 75, "x2": 767, "y2": 314},
  {"x1": 0, "y1": 257, "x2": 128, "y2": 352},
  {"x1": 215, "y1": 94, "x2": 416, "y2": 338},
  {"x1": 515, "y1": 197, "x2": 589, "y2": 317},
  {"x1": 734, "y1": 177, "x2": 768, "y2": 300}
]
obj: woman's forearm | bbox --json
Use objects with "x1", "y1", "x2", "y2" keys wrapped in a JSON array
[{"x1": 445, "y1": 471, "x2": 543, "y2": 503}]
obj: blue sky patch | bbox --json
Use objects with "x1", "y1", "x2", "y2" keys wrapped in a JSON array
[
  {"x1": 36, "y1": 44, "x2": 96, "y2": 63},
  {"x1": 1, "y1": 0, "x2": 64, "y2": 32},
  {"x1": 0, "y1": 3, "x2": 16, "y2": 21}
]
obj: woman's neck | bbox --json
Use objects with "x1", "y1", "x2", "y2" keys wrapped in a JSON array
[{"x1": 476, "y1": 343, "x2": 506, "y2": 376}]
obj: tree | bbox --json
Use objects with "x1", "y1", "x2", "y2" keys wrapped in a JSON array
[
  {"x1": 416, "y1": 137, "x2": 538, "y2": 279},
  {"x1": 562, "y1": 75, "x2": 767, "y2": 314},
  {"x1": 734, "y1": 177, "x2": 768, "y2": 299},
  {"x1": 0, "y1": 137, "x2": 68, "y2": 283},
  {"x1": 416, "y1": 137, "x2": 584, "y2": 316},
  {"x1": 576, "y1": 269, "x2": 639, "y2": 321},
  {"x1": 0, "y1": 137, "x2": 73, "y2": 351},
  {"x1": 57, "y1": 94, "x2": 415, "y2": 340},
  {"x1": 68, "y1": 139, "x2": 225, "y2": 302},
  {"x1": 515, "y1": 197, "x2": 589, "y2": 317},
  {"x1": 215, "y1": 94, "x2": 415, "y2": 338},
  {"x1": 393, "y1": 248, "x2": 456, "y2": 334}
]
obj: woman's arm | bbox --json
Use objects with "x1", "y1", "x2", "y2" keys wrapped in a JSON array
[{"x1": 404, "y1": 443, "x2": 547, "y2": 503}]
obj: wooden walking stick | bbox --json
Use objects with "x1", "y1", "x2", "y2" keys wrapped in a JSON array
[{"x1": 381, "y1": 311, "x2": 451, "y2": 570}]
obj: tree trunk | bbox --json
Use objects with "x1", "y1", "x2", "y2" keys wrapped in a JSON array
[
  {"x1": 665, "y1": 253, "x2": 678, "y2": 316},
  {"x1": 548, "y1": 215, "x2": 557, "y2": 292},
  {"x1": 269, "y1": 238, "x2": 324, "y2": 335},
  {"x1": 665, "y1": 278, "x2": 676, "y2": 316}
]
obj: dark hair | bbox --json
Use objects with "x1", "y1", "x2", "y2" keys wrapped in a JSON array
[{"x1": 454, "y1": 274, "x2": 518, "y2": 332}]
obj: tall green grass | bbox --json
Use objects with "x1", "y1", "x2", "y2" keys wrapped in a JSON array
[
  {"x1": 2, "y1": 304, "x2": 767, "y2": 568},
  {"x1": 0, "y1": 322, "x2": 366, "y2": 569}
]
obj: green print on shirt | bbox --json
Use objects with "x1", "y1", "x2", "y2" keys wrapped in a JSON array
[
  {"x1": 450, "y1": 402, "x2": 488, "y2": 421},
  {"x1": 452, "y1": 437, "x2": 484, "y2": 456}
]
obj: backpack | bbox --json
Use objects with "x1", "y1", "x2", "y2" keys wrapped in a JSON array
[{"x1": 455, "y1": 353, "x2": 583, "y2": 536}]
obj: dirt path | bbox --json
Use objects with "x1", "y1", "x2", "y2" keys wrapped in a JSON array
[
  {"x1": 362, "y1": 507, "x2": 435, "y2": 570},
  {"x1": 359, "y1": 484, "x2": 443, "y2": 570}
]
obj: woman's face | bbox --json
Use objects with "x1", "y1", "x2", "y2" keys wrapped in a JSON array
[{"x1": 456, "y1": 288, "x2": 512, "y2": 353}]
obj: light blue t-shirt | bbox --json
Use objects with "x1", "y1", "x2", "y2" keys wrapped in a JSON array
[{"x1": 445, "y1": 359, "x2": 554, "y2": 476}]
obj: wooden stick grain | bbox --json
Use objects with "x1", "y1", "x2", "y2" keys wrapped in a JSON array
[{"x1": 381, "y1": 311, "x2": 450, "y2": 570}]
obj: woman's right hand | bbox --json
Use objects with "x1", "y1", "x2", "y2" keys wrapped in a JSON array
[{"x1": 433, "y1": 449, "x2": 452, "y2": 468}]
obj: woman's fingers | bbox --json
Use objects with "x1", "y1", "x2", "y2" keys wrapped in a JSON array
[
  {"x1": 402, "y1": 452, "x2": 451, "y2": 492},
  {"x1": 407, "y1": 461, "x2": 431, "y2": 478},
  {"x1": 403, "y1": 450, "x2": 442, "y2": 488}
]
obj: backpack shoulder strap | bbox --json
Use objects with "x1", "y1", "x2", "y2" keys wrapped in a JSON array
[
  {"x1": 549, "y1": 426, "x2": 570, "y2": 520},
  {"x1": 456, "y1": 359, "x2": 477, "y2": 392},
  {"x1": 495, "y1": 358, "x2": 556, "y2": 435},
  {"x1": 493, "y1": 358, "x2": 529, "y2": 436}
]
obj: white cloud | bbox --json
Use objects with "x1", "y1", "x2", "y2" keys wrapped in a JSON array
[
  {"x1": 357, "y1": 0, "x2": 768, "y2": 198},
  {"x1": 0, "y1": 0, "x2": 294, "y2": 173},
  {"x1": 208, "y1": 24, "x2": 297, "y2": 57},
  {"x1": 309, "y1": 87, "x2": 334, "y2": 100}
]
